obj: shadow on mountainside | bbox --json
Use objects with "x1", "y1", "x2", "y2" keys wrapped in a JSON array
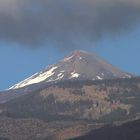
[{"x1": 71, "y1": 119, "x2": 140, "y2": 140}]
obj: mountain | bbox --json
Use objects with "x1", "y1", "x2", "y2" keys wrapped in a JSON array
[
  {"x1": 9, "y1": 50, "x2": 132, "y2": 90},
  {"x1": 0, "y1": 50, "x2": 133, "y2": 104},
  {"x1": 0, "y1": 50, "x2": 139, "y2": 140},
  {"x1": 0, "y1": 77, "x2": 140, "y2": 140}
]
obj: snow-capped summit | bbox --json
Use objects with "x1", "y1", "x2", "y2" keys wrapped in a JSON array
[{"x1": 9, "y1": 50, "x2": 133, "y2": 90}]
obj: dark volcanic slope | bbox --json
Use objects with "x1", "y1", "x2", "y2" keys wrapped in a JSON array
[
  {"x1": 1, "y1": 77, "x2": 140, "y2": 122},
  {"x1": 0, "y1": 77, "x2": 140, "y2": 140},
  {"x1": 71, "y1": 119, "x2": 140, "y2": 140}
]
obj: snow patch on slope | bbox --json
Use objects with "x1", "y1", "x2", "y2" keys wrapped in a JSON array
[
  {"x1": 47, "y1": 73, "x2": 64, "y2": 82},
  {"x1": 55, "y1": 74, "x2": 64, "y2": 80},
  {"x1": 96, "y1": 76, "x2": 103, "y2": 80},
  {"x1": 9, "y1": 66, "x2": 58, "y2": 89},
  {"x1": 63, "y1": 55, "x2": 74, "y2": 62},
  {"x1": 70, "y1": 71, "x2": 80, "y2": 78}
]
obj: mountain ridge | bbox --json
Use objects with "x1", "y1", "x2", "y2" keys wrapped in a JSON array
[{"x1": 8, "y1": 50, "x2": 133, "y2": 90}]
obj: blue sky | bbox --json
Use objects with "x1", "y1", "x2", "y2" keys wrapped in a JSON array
[{"x1": 0, "y1": 25, "x2": 140, "y2": 91}]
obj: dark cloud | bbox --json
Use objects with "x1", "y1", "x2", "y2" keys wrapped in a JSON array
[{"x1": 0, "y1": 0, "x2": 140, "y2": 48}]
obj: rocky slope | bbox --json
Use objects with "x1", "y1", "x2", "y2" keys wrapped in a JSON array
[
  {"x1": 9, "y1": 50, "x2": 132, "y2": 90},
  {"x1": 0, "y1": 77, "x2": 140, "y2": 140},
  {"x1": 1, "y1": 78, "x2": 140, "y2": 122},
  {"x1": 0, "y1": 50, "x2": 133, "y2": 104}
]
